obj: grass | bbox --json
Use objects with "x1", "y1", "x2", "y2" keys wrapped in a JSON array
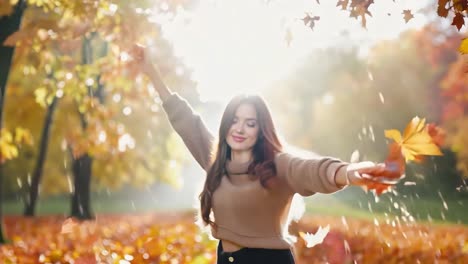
[
  {"x1": 306, "y1": 190, "x2": 468, "y2": 226},
  {"x1": 4, "y1": 190, "x2": 467, "y2": 226},
  {"x1": 3, "y1": 194, "x2": 191, "y2": 216}
]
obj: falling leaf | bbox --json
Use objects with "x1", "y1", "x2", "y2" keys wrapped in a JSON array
[
  {"x1": 402, "y1": 10, "x2": 414, "y2": 23},
  {"x1": 452, "y1": 13, "x2": 465, "y2": 31},
  {"x1": 302, "y1": 14, "x2": 320, "y2": 30},
  {"x1": 437, "y1": 0, "x2": 449, "y2": 17},
  {"x1": 385, "y1": 117, "x2": 443, "y2": 162},
  {"x1": 336, "y1": 0, "x2": 349, "y2": 10},
  {"x1": 299, "y1": 225, "x2": 330, "y2": 248}
]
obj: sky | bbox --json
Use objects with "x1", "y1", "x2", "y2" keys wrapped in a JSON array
[{"x1": 153, "y1": 0, "x2": 432, "y2": 103}]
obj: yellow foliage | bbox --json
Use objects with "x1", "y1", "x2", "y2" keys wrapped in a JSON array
[
  {"x1": 0, "y1": 127, "x2": 32, "y2": 163},
  {"x1": 0, "y1": 141, "x2": 19, "y2": 163},
  {"x1": 34, "y1": 86, "x2": 48, "y2": 107},
  {"x1": 14, "y1": 127, "x2": 34, "y2": 145}
]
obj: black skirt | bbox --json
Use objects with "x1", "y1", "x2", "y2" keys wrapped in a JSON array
[{"x1": 217, "y1": 240, "x2": 296, "y2": 264}]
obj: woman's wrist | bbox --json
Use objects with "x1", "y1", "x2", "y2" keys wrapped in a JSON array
[
  {"x1": 334, "y1": 164, "x2": 350, "y2": 187},
  {"x1": 146, "y1": 67, "x2": 171, "y2": 101}
]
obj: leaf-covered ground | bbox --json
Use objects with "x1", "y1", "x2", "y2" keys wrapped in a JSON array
[{"x1": 0, "y1": 212, "x2": 467, "y2": 263}]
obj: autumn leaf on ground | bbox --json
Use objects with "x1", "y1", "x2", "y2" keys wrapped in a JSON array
[
  {"x1": 299, "y1": 225, "x2": 330, "y2": 248},
  {"x1": 402, "y1": 10, "x2": 414, "y2": 23},
  {"x1": 61, "y1": 218, "x2": 79, "y2": 234}
]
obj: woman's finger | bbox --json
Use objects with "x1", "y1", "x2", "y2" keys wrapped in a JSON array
[
  {"x1": 357, "y1": 163, "x2": 386, "y2": 174},
  {"x1": 361, "y1": 173, "x2": 404, "y2": 185}
]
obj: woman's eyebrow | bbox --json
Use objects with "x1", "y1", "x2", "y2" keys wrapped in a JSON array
[{"x1": 234, "y1": 115, "x2": 257, "y2": 121}]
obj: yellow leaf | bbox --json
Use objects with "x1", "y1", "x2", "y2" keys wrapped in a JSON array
[
  {"x1": 15, "y1": 127, "x2": 33, "y2": 145},
  {"x1": 397, "y1": 117, "x2": 443, "y2": 161},
  {"x1": 34, "y1": 87, "x2": 48, "y2": 107},
  {"x1": 459, "y1": 38, "x2": 468, "y2": 54},
  {"x1": 403, "y1": 117, "x2": 425, "y2": 139},
  {"x1": 463, "y1": 242, "x2": 468, "y2": 254},
  {"x1": 0, "y1": 129, "x2": 13, "y2": 143},
  {"x1": 0, "y1": 141, "x2": 19, "y2": 160},
  {"x1": 384, "y1": 129, "x2": 402, "y2": 143}
]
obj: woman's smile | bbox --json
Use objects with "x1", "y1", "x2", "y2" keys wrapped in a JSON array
[{"x1": 231, "y1": 135, "x2": 247, "y2": 143}]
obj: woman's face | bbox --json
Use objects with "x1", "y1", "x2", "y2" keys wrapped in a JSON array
[{"x1": 226, "y1": 103, "x2": 260, "y2": 154}]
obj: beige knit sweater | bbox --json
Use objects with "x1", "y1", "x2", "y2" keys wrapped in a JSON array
[{"x1": 162, "y1": 93, "x2": 349, "y2": 249}]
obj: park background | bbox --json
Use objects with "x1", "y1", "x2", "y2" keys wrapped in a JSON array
[{"x1": 0, "y1": 0, "x2": 468, "y2": 263}]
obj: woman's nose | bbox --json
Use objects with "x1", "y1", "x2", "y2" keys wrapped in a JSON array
[{"x1": 234, "y1": 123, "x2": 244, "y2": 133}]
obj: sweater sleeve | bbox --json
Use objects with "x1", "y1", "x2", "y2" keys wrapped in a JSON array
[
  {"x1": 274, "y1": 152, "x2": 349, "y2": 196},
  {"x1": 162, "y1": 93, "x2": 215, "y2": 171}
]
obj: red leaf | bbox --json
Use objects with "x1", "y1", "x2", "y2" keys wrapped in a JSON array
[
  {"x1": 302, "y1": 14, "x2": 320, "y2": 30},
  {"x1": 452, "y1": 13, "x2": 465, "y2": 31},
  {"x1": 437, "y1": 0, "x2": 449, "y2": 17},
  {"x1": 426, "y1": 123, "x2": 446, "y2": 147},
  {"x1": 336, "y1": 0, "x2": 349, "y2": 10},
  {"x1": 402, "y1": 10, "x2": 414, "y2": 23}
]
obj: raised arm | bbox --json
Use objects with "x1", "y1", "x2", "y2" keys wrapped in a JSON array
[
  {"x1": 162, "y1": 94, "x2": 215, "y2": 171},
  {"x1": 131, "y1": 44, "x2": 215, "y2": 171}
]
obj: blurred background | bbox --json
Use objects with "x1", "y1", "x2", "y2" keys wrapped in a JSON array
[{"x1": 1, "y1": 0, "x2": 467, "y2": 263}]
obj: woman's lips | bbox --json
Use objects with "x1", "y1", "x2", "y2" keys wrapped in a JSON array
[{"x1": 231, "y1": 135, "x2": 246, "y2": 142}]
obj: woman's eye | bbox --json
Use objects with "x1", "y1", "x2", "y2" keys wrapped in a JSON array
[{"x1": 247, "y1": 122, "x2": 256, "y2": 127}]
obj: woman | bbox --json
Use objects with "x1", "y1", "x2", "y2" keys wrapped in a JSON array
[{"x1": 130, "y1": 45, "x2": 396, "y2": 264}]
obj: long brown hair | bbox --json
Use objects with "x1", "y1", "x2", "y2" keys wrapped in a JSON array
[{"x1": 199, "y1": 94, "x2": 283, "y2": 227}]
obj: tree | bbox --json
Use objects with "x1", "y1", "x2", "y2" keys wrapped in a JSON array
[
  {"x1": 2, "y1": 0, "x2": 199, "y2": 220},
  {"x1": 0, "y1": 0, "x2": 28, "y2": 244}
]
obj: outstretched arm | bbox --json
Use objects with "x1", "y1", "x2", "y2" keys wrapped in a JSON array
[
  {"x1": 130, "y1": 45, "x2": 215, "y2": 171},
  {"x1": 275, "y1": 152, "x2": 389, "y2": 196}
]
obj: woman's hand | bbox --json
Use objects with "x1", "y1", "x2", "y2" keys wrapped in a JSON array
[
  {"x1": 343, "y1": 161, "x2": 404, "y2": 193},
  {"x1": 129, "y1": 44, "x2": 171, "y2": 100},
  {"x1": 129, "y1": 44, "x2": 158, "y2": 76}
]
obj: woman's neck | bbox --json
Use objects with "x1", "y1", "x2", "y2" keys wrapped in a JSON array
[{"x1": 230, "y1": 150, "x2": 253, "y2": 163}]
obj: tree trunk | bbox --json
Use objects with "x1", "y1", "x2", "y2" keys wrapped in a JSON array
[
  {"x1": 69, "y1": 36, "x2": 95, "y2": 220},
  {"x1": 69, "y1": 38, "x2": 108, "y2": 220},
  {"x1": 24, "y1": 95, "x2": 59, "y2": 216},
  {"x1": 70, "y1": 153, "x2": 94, "y2": 219},
  {"x1": 0, "y1": 0, "x2": 26, "y2": 244}
]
